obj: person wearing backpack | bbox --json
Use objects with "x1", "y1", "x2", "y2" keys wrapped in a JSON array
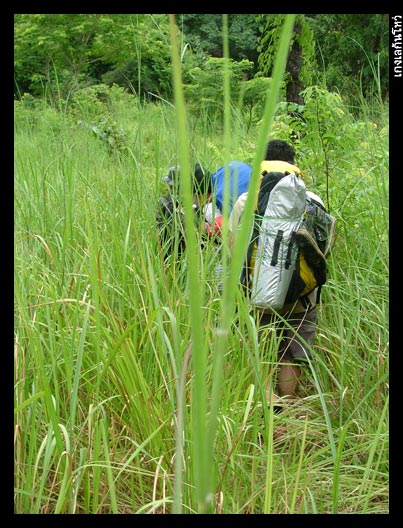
[
  {"x1": 204, "y1": 161, "x2": 253, "y2": 286},
  {"x1": 156, "y1": 163, "x2": 213, "y2": 261},
  {"x1": 157, "y1": 160, "x2": 253, "y2": 262},
  {"x1": 228, "y1": 139, "x2": 335, "y2": 410}
]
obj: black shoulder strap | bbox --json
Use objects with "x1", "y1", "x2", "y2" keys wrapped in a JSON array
[{"x1": 256, "y1": 171, "x2": 288, "y2": 215}]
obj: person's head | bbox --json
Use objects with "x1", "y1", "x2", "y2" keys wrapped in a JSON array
[
  {"x1": 162, "y1": 163, "x2": 211, "y2": 196},
  {"x1": 265, "y1": 139, "x2": 295, "y2": 164}
]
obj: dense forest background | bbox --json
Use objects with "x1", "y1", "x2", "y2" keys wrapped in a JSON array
[{"x1": 14, "y1": 14, "x2": 389, "y2": 109}]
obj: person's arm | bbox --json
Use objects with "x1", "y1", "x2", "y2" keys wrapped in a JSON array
[{"x1": 203, "y1": 199, "x2": 224, "y2": 238}]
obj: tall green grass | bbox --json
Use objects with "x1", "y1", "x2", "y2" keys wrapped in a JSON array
[{"x1": 14, "y1": 15, "x2": 388, "y2": 514}]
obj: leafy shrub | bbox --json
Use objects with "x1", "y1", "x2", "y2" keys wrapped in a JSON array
[
  {"x1": 67, "y1": 84, "x2": 130, "y2": 154},
  {"x1": 240, "y1": 76, "x2": 273, "y2": 129},
  {"x1": 184, "y1": 57, "x2": 254, "y2": 119}
]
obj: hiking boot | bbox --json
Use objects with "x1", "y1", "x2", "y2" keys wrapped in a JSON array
[{"x1": 295, "y1": 226, "x2": 326, "y2": 271}]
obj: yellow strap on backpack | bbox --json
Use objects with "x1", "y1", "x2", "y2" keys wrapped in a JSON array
[
  {"x1": 299, "y1": 252, "x2": 318, "y2": 296},
  {"x1": 257, "y1": 160, "x2": 303, "y2": 207}
]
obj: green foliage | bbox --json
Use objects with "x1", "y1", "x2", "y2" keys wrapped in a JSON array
[
  {"x1": 15, "y1": 13, "x2": 390, "y2": 110},
  {"x1": 65, "y1": 84, "x2": 136, "y2": 155},
  {"x1": 14, "y1": 93, "x2": 41, "y2": 128},
  {"x1": 268, "y1": 85, "x2": 388, "y2": 248},
  {"x1": 95, "y1": 14, "x2": 174, "y2": 99},
  {"x1": 14, "y1": 14, "x2": 101, "y2": 98},
  {"x1": 68, "y1": 84, "x2": 112, "y2": 121},
  {"x1": 77, "y1": 119, "x2": 128, "y2": 155},
  {"x1": 183, "y1": 57, "x2": 254, "y2": 119},
  {"x1": 14, "y1": 93, "x2": 68, "y2": 136},
  {"x1": 239, "y1": 76, "x2": 273, "y2": 129},
  {"x1": 178, "y1": 14, "x2": 260, "y2": 69},
  {"x1": 257, "y1": 14, "x2": 316, "y2": 95},
  {"x1": 306, "y1": 14, "x2": 389, "y2": 102},
  {"x1": 14, "y1": 14, "x2": 174, "y2": 103}
]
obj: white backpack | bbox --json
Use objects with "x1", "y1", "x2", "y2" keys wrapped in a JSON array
[{"x1": 250, "y1": 172, "x2": 307, "y2": 310}]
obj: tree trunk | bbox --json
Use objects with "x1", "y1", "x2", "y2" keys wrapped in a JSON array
[{"x1": 285, "y1": 21, "x2": 304, "y2": 105}]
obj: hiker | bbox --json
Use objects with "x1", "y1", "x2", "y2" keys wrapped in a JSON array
[
  {"x1": 228, "y1": 139, "x2": 334, "y2": 409},
  {"x1": 204, "y1": 161, "x2": 253, "y2": 288},
  {"x1": 157, "y1": 160, "x2": 253, "y2": 261},
  {"x1": 200, "y1": 160, "x2": 253, "y2": 236},
  {"x1": 156, "y1": 163, "x2": 213, "y2": 261}
]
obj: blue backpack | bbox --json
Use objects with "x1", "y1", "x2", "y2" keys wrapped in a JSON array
[{"x1": 211, "y1": 161, "x2": 252, "y2": 214}]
